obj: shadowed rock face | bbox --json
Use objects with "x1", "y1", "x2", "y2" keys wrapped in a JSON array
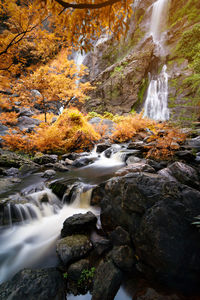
[
  {"x1": 0, "y1": 268, "x2": 65, "y2": 300},
  {"x1": 98, "y1": 170, "x2": 200, "y2": 291}
]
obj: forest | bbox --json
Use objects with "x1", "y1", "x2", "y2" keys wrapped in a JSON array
[{"x1": 0, "y1": 1, "x2": 200, "y2": 300}]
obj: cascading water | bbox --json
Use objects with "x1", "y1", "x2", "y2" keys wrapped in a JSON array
[
  {"x1": 143, "y1": 0, "x2": 170, "y2": 121},
  {"x1": 0, "y1": 144, "x2": 129, "y2": 284}
]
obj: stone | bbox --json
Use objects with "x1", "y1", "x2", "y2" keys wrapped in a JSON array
[
  {"x1": 175, "y1": 150, "x2": 196, "y2": 162},
  {"x1": 19, "y1": 163, "x2": 40, "y2": 176},
  {"x1": 42, "y1": 169, "x2": 56, "y2": 178},
  {"x1": 67, "y1": 259, "x2": 90, "y2": 281},
  {"x1": 90, "y1": 232, "x2": 111, "y2": 256},
  {"x1": 188, "y1": 136, "x2": 200, "y2": 151},
  {"x1": 115, "y1": 163, "x2": 155, "y2": 176},
  {"x1": 0, "y1": 268, "x2": 65, "y2": 300},
  {"x1": 61, "y1": 153, "x2": 79, "y2": 161},
  {"x1": 72, "y1": 157, "x2": 96, "y2": 168},
  {"x1": 110, "y1": 245, "x2": 136, "y2": 272},
  {"x1": 17, "y1": 116, "x2": 41, "y2": 131},
  {"x1": 53, "y1": 163, "x2": 69, "y2": 172},
  {"x1": 61, "y1": 212, "x2": 97, "y2": 237},
  {"x1": 64, "y1": 158, "x2": 73, "y2": 166},
  {"x1": 49, "y1": 178, "x2": 78, "y2": 199},
  {"x1": 126, "y1": 156, "x2": 143, "y2": 165},
  {"x1": 167, "y1": 162, "x2": 199, "y2": 190},
  {"x1": 108, "y1": 226, "x2": 131, "y2": 246},
  {"x1": 33, "y1": 154, "x2": 57, "y2": 165},
  {"x1": 4, "y1": 167, "x2": 19, "y2": 176},
  {"x1": 92, "y1": 260, "x2": 122, "y2": 300},
  {"x1": 96, "y1": 143, "x2": 111, "y2": 153},
  {"x1": 133, "y1": 287, "x2": 181, "y2": 300},
  {"x1": 56, "y1": 235, "x2": 92, "y2": 265}
]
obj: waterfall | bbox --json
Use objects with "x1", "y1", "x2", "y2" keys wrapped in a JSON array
[
  {"x1": 143, "y1": 0, "x2": 170, "y2": 121},
  {"x1": 143, "y1": 65, "x2": 169, "y2": 121}
]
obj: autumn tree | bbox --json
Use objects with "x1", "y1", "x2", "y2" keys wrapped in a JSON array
[{"x1": 13, "y1": 49, "x2": 93, "y2": 122}]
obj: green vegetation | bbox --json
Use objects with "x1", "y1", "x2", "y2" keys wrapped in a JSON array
[{"x1": 77, "y1": 267, "x2": 95, "y2": 294}]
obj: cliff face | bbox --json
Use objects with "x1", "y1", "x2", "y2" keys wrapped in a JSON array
[{"x1": 84, "y1": 0, "x2": 200, "y2": 125}]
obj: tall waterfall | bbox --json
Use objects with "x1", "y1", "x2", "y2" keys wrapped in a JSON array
[{"x1": 143, "y1": 0, "x2": 170, "y2": 121}]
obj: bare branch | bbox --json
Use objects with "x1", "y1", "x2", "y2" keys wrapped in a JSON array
[{"x1": 54, "y1": 0, "x2": 122, "y2": 9}]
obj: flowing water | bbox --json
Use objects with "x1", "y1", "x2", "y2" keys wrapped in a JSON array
[
  {"x1": 143, "y1": 0, "x2": 170, "y2": 121},
  {"x1": 0, "y1": 145, "x2": 128, "y2": 284}
]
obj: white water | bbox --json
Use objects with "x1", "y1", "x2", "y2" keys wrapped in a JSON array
[
  {"x1": 143, "y1": 65, "x2": 169, "y2": 121},
  {"x1": 143, "y1": 0, "x2": 170, "y2": 121},
  {"x1": 0, "y1": 188, "x2": 98, "y2": 284}
]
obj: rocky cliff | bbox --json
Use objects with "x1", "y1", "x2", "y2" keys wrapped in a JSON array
[{"x1": 83, "y1": 0, "x2": 200, "y2": 126}]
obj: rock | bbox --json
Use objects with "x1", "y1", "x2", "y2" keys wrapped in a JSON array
[
  {"x1": 133, "y1": 287, "x2": 181, "y2": 300},
  {"x1": 126, "y1": 156, "x2": 143, "y2": 165},
  {"x1": 67, "y1": 259, "x2": 90, "y2": 281},
  {"x1": 134, "y1": 185, "x2": 200, "y2": 290},
  {"x1": 88, "y1": 118, "x2": 115, "y2": 136},
  {"x1": 19, "y1": 163, "x2": 40, "y2": 176},
  {"x1": 18, "y1": 107, "x2": 34, "y2": 117},
  {"x1": 92, "y1": 260, "x2": 122, "y2": 300},
  {"x1": 167, "y1": 162, "x2": 199, "y2": 190},
  {"x1": 53, "y1": 163, "x2": 69, "y2": 172},
  {"x1": 61, "y1": 153, "x2": 79, "y2": 161},
  {"x1": 49, "y1": 178, "x2": 78, "y2": 199},
  {"x1": 90, "y1": 183, "x2": 106, "y2": 206},
  {"x1": 61, "y1": 212, "x2": 97, "y2": 238},
  {"x1": 72, "y1": 157, "x2": 96, "y2": 168},
  {"x1": 56, "y1": 235, "x2": 93, "y2": 265},
  {"x1": 90, "y1": 232, "x2": 111, "y2": 256},
  {"x1": 110, "y1": 245, "x2": 136, "y2": 272},
  {"x1": 175, "y1": 150, "x2": 196, "y2": 162},
  {"x1": 115, "y1": 163, "x2": 155, "y2": 176},
  {"x1": 158, "y1": 168, "x2": 178, "y2": 182},
  {"x1": 100, "y1": 172, "x2": 179, "y2": 232},
  {"x1": 4, "y1": 167, "x2": 19, "y2": 176},
  {"x1": 188, "y1": 136, "x2": 200, "y2": 151},
  {"x1": 42, "y1": 169, "x2": 56, "y2": 179},
  {"x1": 17, "y1": 116, "x2": 41, "y2": 131},
  {"x1": 0, "y1": 150, "x2": 33, "y2": 168},
  {"x1": 96, "y1": 143, "x2": 111, "y2": 153},
  {"x1": 33, "y1": 154, "x2": 58, "y2": 165},
  {"x1": 127, "y1": 141, "x2": 146, "y2": 151},
  {"x1": 146, "y1": 159, "x2": 168, "y2": 171},
  {"x1": 0, "y1": 178, "x2": 22, "y2": 196},
  {"x1": 108, "y1": 226, "x2": 131, "y2": 246},
  {"x1": 64, "y1": 158, "x2": 73, "y2": 166},
  {"x1": 0, "y1": 268, "x2": 65, "y2": 300}
]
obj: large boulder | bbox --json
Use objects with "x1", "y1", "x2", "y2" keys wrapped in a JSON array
[
  {"x1": 92, "y1": 260, "x2": 122, "y2": 300},
  {"x1": 56, "y1": 235, "x2": 93, "y2": 266},
  {"x1": 61, "y1": 212, "x2": 97, "y2": 238},
  {"x1": 0, "y1": 268, "x2": 65, "y2": 300}
]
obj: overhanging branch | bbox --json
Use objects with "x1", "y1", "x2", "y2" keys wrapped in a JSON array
[{"x1": 54, "y1": 0, "x2": 122, "y2": 9}]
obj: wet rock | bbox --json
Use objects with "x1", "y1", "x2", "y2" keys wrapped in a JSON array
[
  {"x1": 92, "y1": 260, "x2": 122, "y2": 300},
  {"x1": 56, "y1": 235, "x2": 93, "y2": 265},
  {"x1": 42, "y1": 169, "x2": 56, "y2": 179},
  {"x1": 167, "y1": 162, "x2": 199, "y2": 189},
  {"x1": 61, "y1": 212, "x2": 97, "y2": 238},
  {"x1": 4, "y1": 167, "x2": 19, "y2": 176},
  {"x1": 134, "y1": 185, "x2": 200, "y2": 290},
  {"x1": 96, "y1": 142, "x2": 111, "y2": 153},
  {"x1": 0, "y1": 268, "x2": 65, "y2": 300},
  {"x1": 108, "y1": 226, "x2": 131, "y2": 246},
  {"x1": 72, "y1": 157, "x2": 96, "y2": 168},
  {"x1": 49, "y1": 178, "x2": 78, "y2": 199},
  {"x1": 0, "y1": 177, "x2": 22, "y2": 196},
  {"x1": 188, "y1": 136, "x2": 200, "y2": 151},
  {"x1": 19, "y1": 163, "x2": 40, "y2": 176},
  {"x1": 90, "y1": 183, "x2": 106, "y2": 206},
  {"x1": 61, "y1": 153, "x2": 79, "y2": 161},
  {"x1": 133, "y1": 287, "x2": 180, "y2": 300},
  {"x1": 146, "y1": 159, "x2": 168, "y2": 171},
  {"x1": 90, "y1": 232, "x2": 111, "y2": 256},
  {"x1": 115, "y1": 163, "x2": 155, "y2": 176},
  {"x1": 0, "y1": 150, "x2": 33, "y2": 168},
  {"x1": 64, "y1": 158, "x2": 73, "y2": 166},
  {"x1": 175, "y1": 150, "x2": 196, "y2": 162},
  {"x1": 110, "y1": 245, "x2": 136, "y2": 272},
  {"x1": 126, "y1": 156, "x2": 143, "y2": 165},
  {"x1": 53, "y1": 163, "x2": 69, "y2": 172},
  {"x1": 67, "y1": 259, "x2": 90, "y2": 281},
  {"x1": 33, "y1": 154, "x2": 58, "y2": 165}
]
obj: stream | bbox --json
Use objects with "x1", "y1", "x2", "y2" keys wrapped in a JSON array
[{"x1": 0, "y1": 145, "x2": 132, "y2": 299}]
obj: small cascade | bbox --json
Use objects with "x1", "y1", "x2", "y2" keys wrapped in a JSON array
[
  {"x1": 143, "y1": 65, "x2": 169, "y2": 121},
  {"x1": 143, "y1": 0, "x2": 170, "y2": 121}
]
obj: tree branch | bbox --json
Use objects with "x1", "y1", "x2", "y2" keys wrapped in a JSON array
[{"x1": 54, "y1": 0, "x2": 122, "y2": 9}]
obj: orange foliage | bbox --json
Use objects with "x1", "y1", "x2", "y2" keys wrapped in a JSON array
[
  {"x1": 111, "y1": 113, "x2": 187, "y2": 160},
  {"x1": 0, "y1": 111, "x2": 19, "y2": 125},
  {"x1": 1, "y1": 108, "x2": 100, "y2": 154}
]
